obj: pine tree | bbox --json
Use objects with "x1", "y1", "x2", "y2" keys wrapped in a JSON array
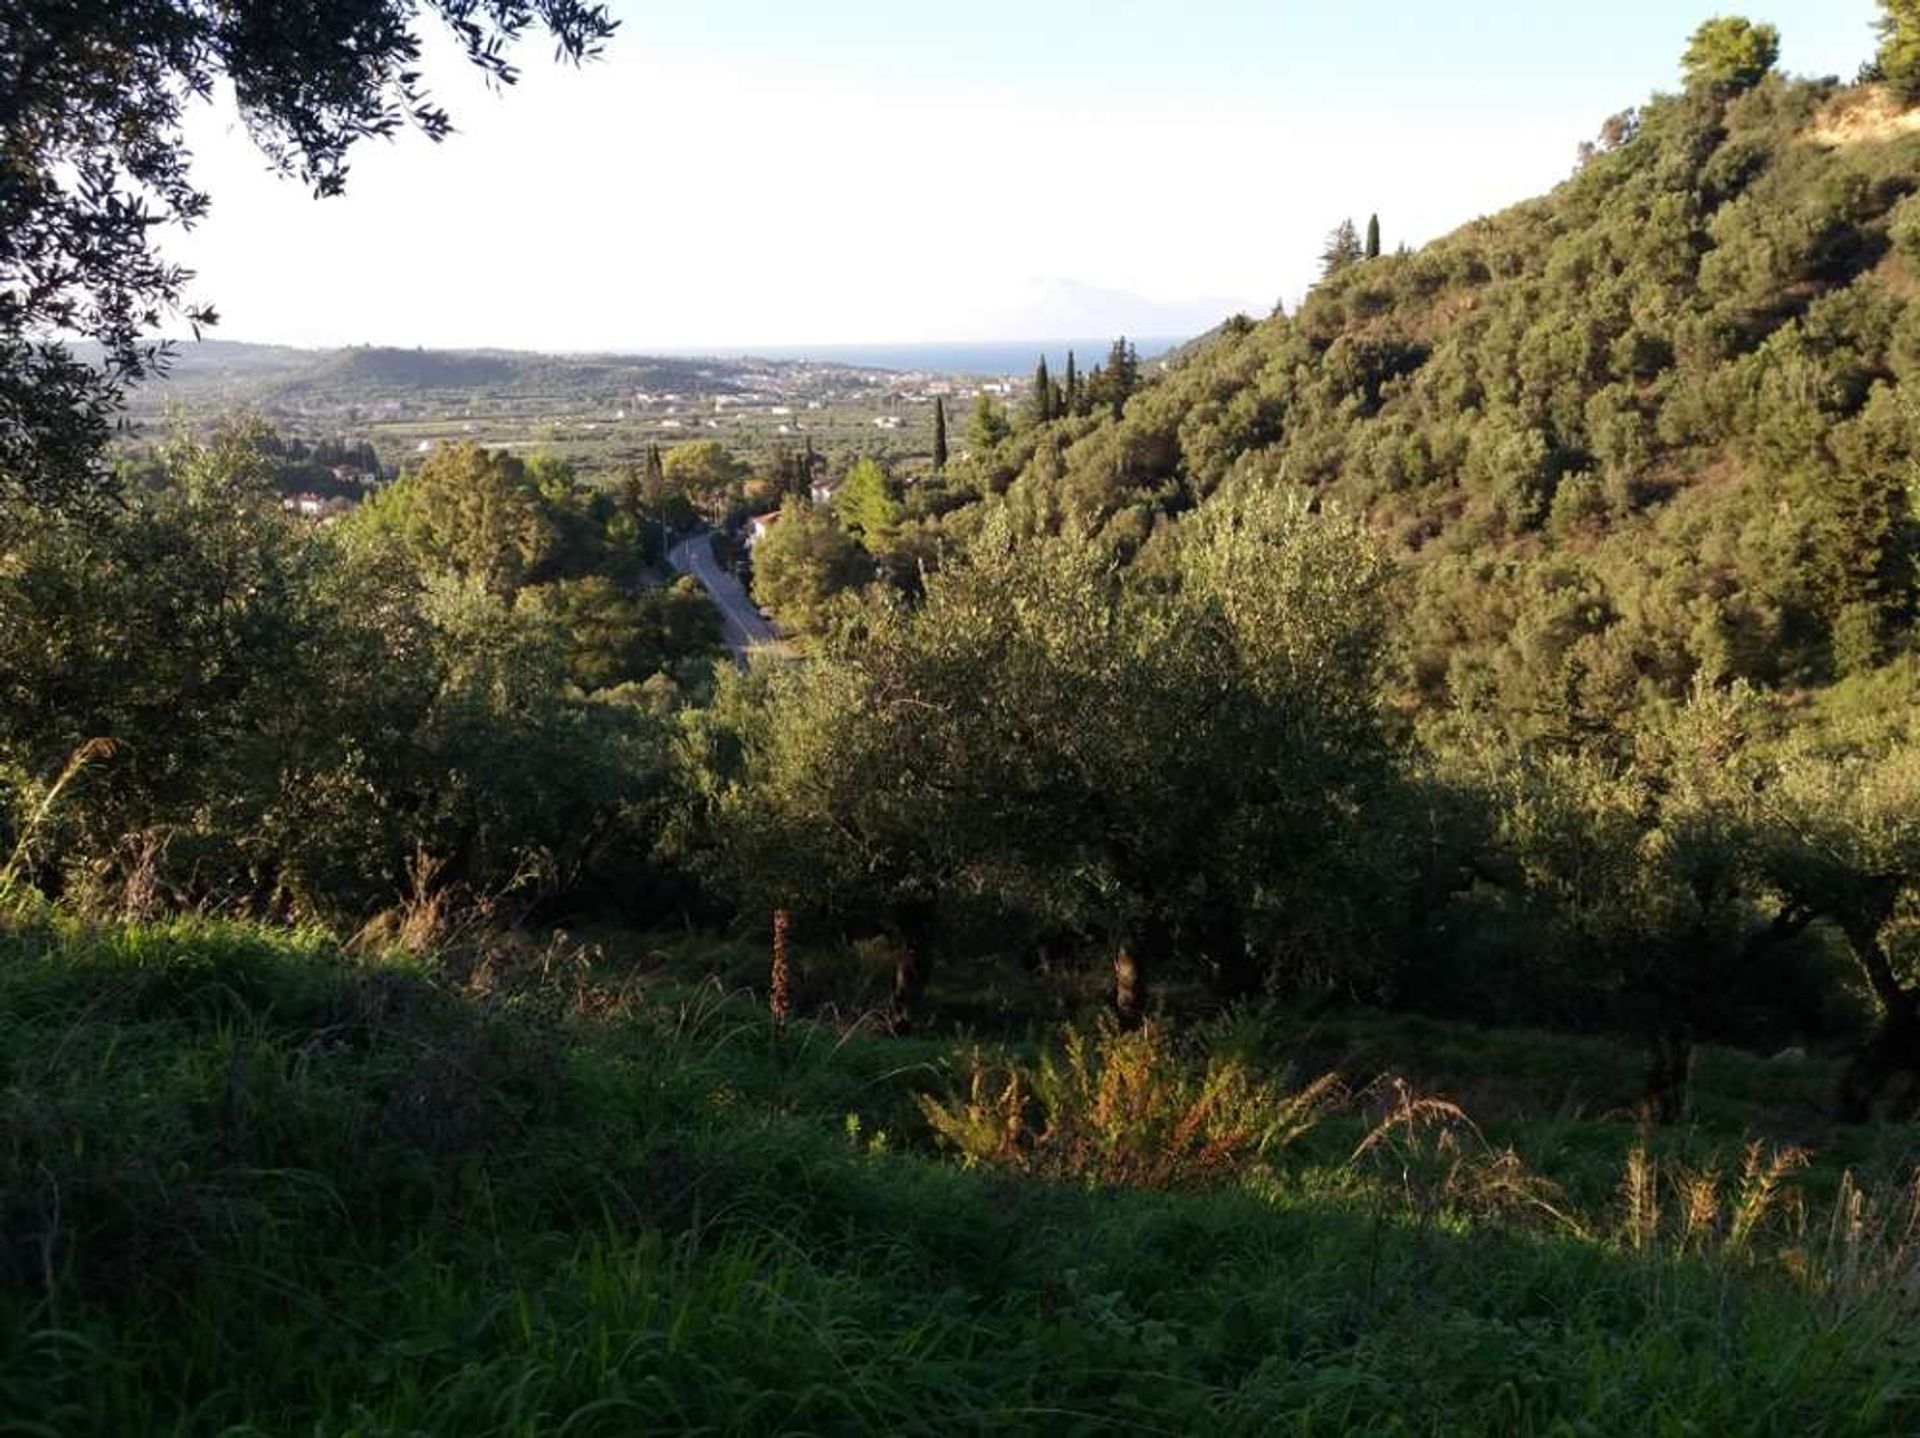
[
  {"x1": 968, "y1": 393, "x2": 1011, "y2": 452},
  {"x1": 1064, "y1": 350, "x2": 1080, "y2": 416},
  {"x1": 1321, "y1": 219, "x2": 1363, "y2": 278},
  {"x1": 1365, "y1": 214, "x2": 1381, "y2": 260},
  {"x1": 932, "y1": 396, "x2": 949, "y2": 472},
  {"x1": 1881, "y1": 0, "x2": 1920, "y2": 100}
]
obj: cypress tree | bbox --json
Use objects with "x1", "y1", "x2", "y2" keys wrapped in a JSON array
[
  {"x1": 1030, "y1": 355, "x2": 1053, "y2": 425},
  {"x1": 1105, "y1": 337, "x2": 1139, "y2": 419},
  {"x1": 932, "y1": 396, "x2": 949, "y2": 472},
  {"x1": 1064, "y1": 350, "x2": 1080, "y2": 415},
  {"x1": 1365, "y1": 213, "x2": 1381, "y2": 260}
]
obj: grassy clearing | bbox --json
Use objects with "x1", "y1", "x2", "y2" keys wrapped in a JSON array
[{"x1": 1, "y1": 911, "x2": 1916, "y2": 1435}]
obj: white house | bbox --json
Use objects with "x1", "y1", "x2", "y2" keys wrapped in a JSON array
[{"x1": 746, "y1": 510, "x2": 783, "y2": 549}]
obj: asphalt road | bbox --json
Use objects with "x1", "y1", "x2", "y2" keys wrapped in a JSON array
[{"x1": 668, "y1": 531, "x2": 783, "y2": 665}]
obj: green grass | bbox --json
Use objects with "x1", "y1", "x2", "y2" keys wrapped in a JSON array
[{"x1": 1, "y1": 910, "x2": 1916, "y2": 1435}]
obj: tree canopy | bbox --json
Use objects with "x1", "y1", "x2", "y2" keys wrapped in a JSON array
[
  {"x1": 1681, "y1": 16, "x2": 1780, "y2": 95},
  {"x1": 1881, "y1": 0, "x2": 1920, "y2": 101}
]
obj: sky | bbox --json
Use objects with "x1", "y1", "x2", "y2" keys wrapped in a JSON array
[{"x1": 169, "y1": 0, "x2": 1886, "y2": 351}]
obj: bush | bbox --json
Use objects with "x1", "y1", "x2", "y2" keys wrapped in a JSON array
[{"x1": 920, "y1": 1020, "x2": 1344, "y2": 1189}]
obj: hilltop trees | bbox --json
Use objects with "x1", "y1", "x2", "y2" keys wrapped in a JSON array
[
  {"x1": 0, "y1": 0, "x2": 617, "y2": 510},
  {"x1": 1881, "y1": 1, "x2": 1920, "y2": 100},
  {"x1": 1681, "y1": 16, "x2": 1780, "y2": 95},
  {"x1": 1366, "y1": 214, "x2": 1382, "y2": 260},
  {"x1": 1321, "y1": 219, "x2": 1364, "y2": 277},
  {"x1": 963, "y1": 26, "x2": 1920, "y2": 741}
]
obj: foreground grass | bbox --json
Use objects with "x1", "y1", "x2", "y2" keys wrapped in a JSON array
[{"x1": 1, "y1": 913, "x2": 1916, "y2": 1435}]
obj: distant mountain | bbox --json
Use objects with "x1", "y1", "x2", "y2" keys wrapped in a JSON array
[
  {"x1": 965, "y1": 279, "x2": 1252, "y2": 346},
  {"x1": 119, "y1": 342, "x2": 851, "y2": 411}
]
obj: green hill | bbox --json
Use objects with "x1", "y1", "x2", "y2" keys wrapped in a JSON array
[{"x1": 986, "y1": 73, "x2": 1920, "y2": 741}]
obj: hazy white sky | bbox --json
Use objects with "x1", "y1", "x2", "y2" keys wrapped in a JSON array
[{"x1": 168, "y1": 0, "x2": 1885, "y2": 350}]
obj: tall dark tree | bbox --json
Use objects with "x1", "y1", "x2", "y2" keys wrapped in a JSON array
[
  {"x1": 0, "y1": 0, "x2": 618, "y2": 511},
  {"x1": 1064, "y1": 350, "x2": 1080, "y2": 416},
  {"x1": 932, "y1": 396, "x2": 949, "y2": 472},
  {"x1": 1103, "y1": 337, "x2": 1140, "y2": 419},
  {"x1": 1030, "y1": 356, "x2": 1054, "y2": 426},
  {"x1": 1365, "y1": 213, "x2": 1382, "y2": 260}
]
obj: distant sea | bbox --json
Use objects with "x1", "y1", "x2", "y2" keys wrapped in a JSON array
[{"x1": 652, "y1": 338, "x2": 1188, "y2": 378}]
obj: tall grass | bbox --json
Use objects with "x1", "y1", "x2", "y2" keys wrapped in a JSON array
[{"x1": 1, "y1": 911, "x2": 1916, "y2": 1435}]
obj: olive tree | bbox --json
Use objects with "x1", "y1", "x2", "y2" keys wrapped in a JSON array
[
  {"x1": 1762, "y1": 736, "x2": 1920, "y2": 1119},
  {"x1": 686, "y1": 486, "x2": 1406, "y2": 1028}
]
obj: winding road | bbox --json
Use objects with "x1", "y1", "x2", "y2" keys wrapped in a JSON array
[{"x1": 668, "y1": 531, "x2": 784, "y2": 665}]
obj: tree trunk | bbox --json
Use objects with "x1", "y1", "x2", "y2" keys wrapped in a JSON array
[
  {"x1": 770, "y1": 908, "x2": 792, "y2": 1023},
  {"x1": 1113, "y1": 944, "x2": 1147, "y2": 1029},
  {"x1": 1112, "y1": 914, "x2": 1169, "y2": 1028},
  {"x1": 1198, "y1": 904, "x2": 1259, "y2": 1003},
  {"x1": 768, "y1": 910, "x2": 791, "y2": 1021},
  {"x1": 1838, "y1": 993, "x2": 1920, "y2": 1123},
  {"x1": 1836, "y1": 920, "x2": 1919, "y2": 1122},
  {"x1": 889, "y1": 947, "x2": 927, "y2": 1034},
  {"x1": 1644, "y1": 1023, "x2": 1695, "y2": 1126},
  {"x1": 887, "y1": 895, "x2": 937, "y2": 1035}
]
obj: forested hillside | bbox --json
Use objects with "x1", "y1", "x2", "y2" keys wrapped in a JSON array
[
  {"x1": 709, "y1": 29, "x2": 1920, "y2": 1124},
  {"x1": 972, "y1": 63, "x2": 1920, "y2": 744}
]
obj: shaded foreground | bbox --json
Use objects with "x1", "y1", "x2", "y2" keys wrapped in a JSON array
[{"x1": 1, "y1": 913, "x2": 1916, "y2": 1436}]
